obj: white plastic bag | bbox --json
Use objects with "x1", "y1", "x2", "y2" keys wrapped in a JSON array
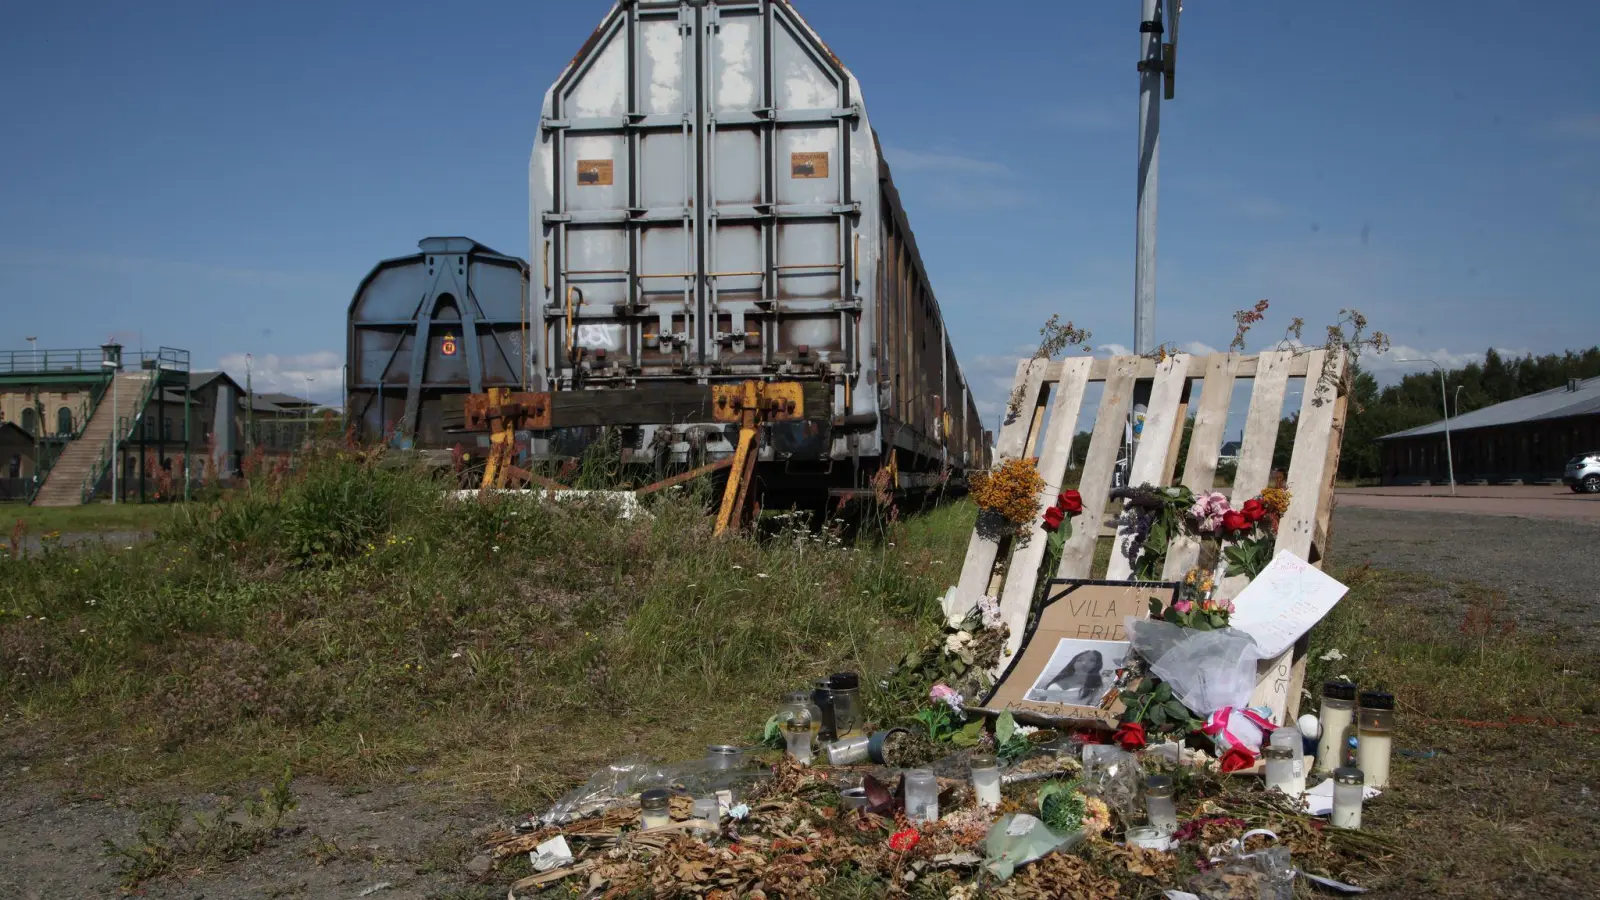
[{"x1": 1125, "y1": 617, "x2": 1263, "y2": 715}]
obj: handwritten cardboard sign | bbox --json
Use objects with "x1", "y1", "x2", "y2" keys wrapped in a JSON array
[{"x1": 980, "y1": 581, "x2": 1177, "y2": 724}]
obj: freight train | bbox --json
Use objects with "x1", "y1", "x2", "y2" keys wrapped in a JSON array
[{"x1": 347, "y1": 0, "x2": 991, "y2": 503}]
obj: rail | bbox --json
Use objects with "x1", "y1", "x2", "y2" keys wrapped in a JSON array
[{"x1": 79, "y1": 374, "x2": 162, "y2": 504}]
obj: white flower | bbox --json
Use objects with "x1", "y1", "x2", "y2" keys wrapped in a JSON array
[
  {"x1": 1318, "y1": 649, "x2": 1346, "y2": 662},
  {"x1": 1015, "y1": 724, "x2": 1038, "y2": 736},
  {"x1": 491, "y1": 545, "x2": 501, "y2": 553},
  {"x1": 451, "y1": 652, "x2": 463, "y2": 659},
  {"x1": 976, "y1": 595, "x2": 1003, "y2": 630},
  {"x1": 756, "y1": 573, "x2": 769, "y2": 579},
  {"x1": 731, "y1": 565, "x2": 743, "y2": 570},
  {"x1": 944, "y1": 631, "x2": 975, "y2": 654}
]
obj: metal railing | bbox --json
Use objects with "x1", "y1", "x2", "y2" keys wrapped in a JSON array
[
  {"x1": 0, "y1": 348, "x2": 106, "y2": 375},
  {"x1": 80, "y1": 374, "x2": 162, "y2": 504},
  {"x1": 0, "y1": 346, "x2": 190, "y2": 376}
]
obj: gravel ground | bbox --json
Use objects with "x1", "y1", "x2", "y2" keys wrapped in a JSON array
[{"x1": 1328, "y1": 505, "x2": 1600, "y2": 648}]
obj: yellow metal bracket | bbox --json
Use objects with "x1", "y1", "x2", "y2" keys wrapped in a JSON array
[
  {"x1": 712, "y1": 380, "x2": 804, "y2": 536},
  {"x1": 469, "y1": 387, "x2": 552, "y2": 491}
]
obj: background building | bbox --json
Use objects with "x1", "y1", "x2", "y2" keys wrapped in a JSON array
[{"x1": 1377, "y1": 376, "x2": 1600, "y2": 485}]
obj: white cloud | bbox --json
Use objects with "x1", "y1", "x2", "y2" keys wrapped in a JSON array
[
  {"x1": 1358, "y1": 345, "x2": 1526, "y2": 385},
  {"x1": 881, "y1": 146, "x2": 1010, "y2": 176},
  {"x1": 880, "y1": 144, "x2": 1028, "y2": 210},
  {"x1": 217, "y1": 350, "x2": 343, "y2": 406}
]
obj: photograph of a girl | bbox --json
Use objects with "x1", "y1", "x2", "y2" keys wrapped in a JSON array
[{"x1": 1024, "y1": 639, "x2": 1128, "y2": 706}]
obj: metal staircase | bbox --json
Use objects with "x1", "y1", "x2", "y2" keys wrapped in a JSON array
[{"x1": 30, "y1": 371, "x2": 156, "y2": 507}]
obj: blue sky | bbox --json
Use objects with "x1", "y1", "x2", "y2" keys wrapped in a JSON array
[{"x1": 2, "y1": 0, "x2": 1596, "y2": 419}]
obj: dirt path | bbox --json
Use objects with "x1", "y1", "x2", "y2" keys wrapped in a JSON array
[{"x1": 0, "y1": 773, "x2": 496, "y2": 900}]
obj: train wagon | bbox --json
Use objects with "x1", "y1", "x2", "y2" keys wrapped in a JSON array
[
  {"x1": 346, "y1": 237, "x2": 530, "y2": 449},
  {"x1": 526, "y1": 0, "x2": 990, "y2": 502}
]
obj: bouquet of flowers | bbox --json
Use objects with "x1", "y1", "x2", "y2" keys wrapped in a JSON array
[{"x1": 1147, "y1": 567, "x2": 1235, "y2": 631}]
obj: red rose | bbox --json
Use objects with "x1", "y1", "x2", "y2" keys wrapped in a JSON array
[
  {"x1": 1221, "y1": 510, "x2": 1249, "y2": 534},
  {"x1": 1042, "y1": 506, "x2": 1065, "y2": 531},
  {"x1": 889, "y1": 828, "x2": 920, "y2": 852},
  {"x1": 1219, "y1": 747, "x2": 1256, "y2": 773},
  {"x1": 1112, "y1": 721, "x2": 1147, "y2": 751},
  {"x1": 1057, "y1": 490, "x2": 1084, "y2": 515},
  {"x1": 1242, "y1": 499, "x2": 1266, "y2": 522}
]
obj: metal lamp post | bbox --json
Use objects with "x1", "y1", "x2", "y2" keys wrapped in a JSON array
[
  {"x1": 101, "y1": 354, "x2": 118, "y2": 504},
  {"x1": 1455, "y1": 384, "x2": 1465, "y2": 418},
  {"x1": 1398, "y1": 357, "x2": 1456, "y2": 495}
]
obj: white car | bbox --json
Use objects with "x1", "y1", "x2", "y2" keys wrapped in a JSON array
[{"x1": 1564, "y1": 451, "x2": 1600, "y2": 494}]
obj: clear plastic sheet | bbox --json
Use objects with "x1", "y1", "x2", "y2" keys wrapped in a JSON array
[
  {"x1": 1126, "y1": 617, "x2": 1264, "y2": 715},
  {"x1": 1080, "y1": 745, "x2": 1143, "y2": 820},
  {"x1": 1188, "y1": 829, "x2": 1295, "y2": 900},
  {"x1": 537, "y1": 755, "x2": 766, "y2": 827}
]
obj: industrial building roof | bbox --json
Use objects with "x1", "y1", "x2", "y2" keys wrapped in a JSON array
[{"x1": 1379, "y1": 376, "x2": 1600, "y2": 440}]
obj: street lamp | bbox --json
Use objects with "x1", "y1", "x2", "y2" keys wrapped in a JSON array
[
  {"x1": 102, "y1": 357, "x2": 118, "y2": 504},
  {"x1": 1455, "y1": 384, "x2": 1465, "y2": 418},
  {"x1": 1397, "y1": 357, "x2": 1456, "y2": 495},
  {"x1": 25, "y1": 336, "x2": 38, "y2": 369}
]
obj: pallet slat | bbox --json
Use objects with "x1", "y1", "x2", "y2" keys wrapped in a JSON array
[
  {"x1": 1106, "y1": 354, "x2": 1189, "y2": 581},
  {"x1": 1054, "y1": 357, "x2": 1139, "y2": 579},
  {"x1": 953, "y1": 358, "x2": 1050, "y2": 610},
  {"x1": 994, "y1": 356, "x2": 1095, "y2": 656},
  {"x1": 1162, "y1": 353, "x2": 1241, "y2": 580}
]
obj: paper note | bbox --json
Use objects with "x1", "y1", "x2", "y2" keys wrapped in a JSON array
[{"x1": 1228, "y1": 550, "x2": 1349, "y2": 658}]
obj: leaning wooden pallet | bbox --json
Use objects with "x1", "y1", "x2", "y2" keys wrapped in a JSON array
[{"x1": 954, "y1": 349, "x2": 1349, "y2": 725}]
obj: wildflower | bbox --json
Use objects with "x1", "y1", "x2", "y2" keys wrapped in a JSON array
[
  {"x1": 451, "y1": 652, "x2": 463, "y2": 659},
  {"x1": 1260, "y1": 486, "x2": 1292, "y2": 516},
  {"x1": 1319, "y1": 648, "x2": 1346, "y2": 662},
  {"x1": 1082, "y1": 796, "x2": 1112, "y2": 835},
  {"x1": 1015, "y1": 724, "x2": 1038, "y2": 736},
  {"x1": 889, "y1": 828, "x2": 920, "y2": 852},
  {"x1": 491, "y1": 545, "x2": 501, "y2": 553},
  {"x1": 732, "y1": 565, "x2": 743, "y2": 570},
  {"x1": 756, "y1": 573, "x2": 769, "y2": 579}
]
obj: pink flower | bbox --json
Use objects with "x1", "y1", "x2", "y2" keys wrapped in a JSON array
[
  {"x1": 1173, "y1": 599, "x2": 1193, "y2": 614},
  {"x1": 929, "y1": 683, "x2": 965, "y2": 714},
  {"x1": 1191, "y1": 492, "x2": 1231, "y2": 534}
]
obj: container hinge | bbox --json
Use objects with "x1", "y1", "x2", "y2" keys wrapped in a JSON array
[
  {"x1": 831, "y1": 202, "x2": 861, "y2": 215},
  {"x1": 831, "y1": 104, "x2": 862, "y2": 120},
  {"x1": 541, "y1": 117, "x2": 571, "y2": 131},
  {"x1": 542, "y1": 213, "x2": 572, "y2": 224},
  {"x1": 752, "y1": 106, "x2": 776, "y2": 120},
  {"x1": 831, "y1": 300, "x2": 862, "y2": 312}
]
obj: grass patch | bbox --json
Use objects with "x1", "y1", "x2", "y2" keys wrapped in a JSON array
[
  {"x1": 0, "y1": 448, "x2": 973, "y2": 805},
  {"x1": 105, "y1": 768, "x2": 299, "y2": 890},
  {"x1": 1304, "y1": 566, "x2": 1599, "y2": 898},
  {"x1": 4, "y1": 501, "x2": 177, "y2": 536}
]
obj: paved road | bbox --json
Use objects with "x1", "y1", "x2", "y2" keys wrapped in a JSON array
[
  {"x1": 1329, "y1": 505, "x2": 1599, "y2": 649},
  {"x1": 1336, "y1": 485, "x2": 1599, "y2": 521}
]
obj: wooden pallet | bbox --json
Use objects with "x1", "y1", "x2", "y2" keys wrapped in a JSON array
[{"x1": 955, "y1": 350, "x2": 1348, "y2": 724}]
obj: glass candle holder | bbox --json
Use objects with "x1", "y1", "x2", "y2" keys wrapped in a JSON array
[
  {"x1": 969, "y1": 753, "x2": 1002, "y2": 809},
  {"x1": 691, "y1": 796, "x2": 720, "y2": 836},
  {"x1": 707, "y1": 745, "x2": 743, "y2": 771},
  {"x1": 827, "y1": 734, "x2": 871, "y2": 766},
  {"x1": 1263, "y1": 744, "x2": 1297, "y2": 798},
  {"x1": 812, "y1": 679, "x2": 838, "y2": 742},
  {"x1": 785, "y1": 718, "x2": 814, "y2": 765},
  {"x1": 1316, "y1": 681, "x2": 1357, "y2": 772},
  {"x1": 904, "y1": 768, "x2": 939, "y2": 824},
  {"x1": 829, "y1": 672, "x2": 862, "y2": 738},
  {"x1": 1331, "y1": 766, "x2": 1364, "y2": 829},
  {"x1": 1144, "y1": 774, "x2": 1177, "y2": 835},
  {"x1": 1356, "y1": 691, "x2": 1395, "y2": 789},
  {"x1": 640, "y1": 788, "x2": 671, "y2": 830}
]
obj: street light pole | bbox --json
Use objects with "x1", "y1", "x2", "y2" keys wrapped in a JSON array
[
  {"x1": 1455, "y1": 384, "x2": 1464, "y2": 418},
  {"x1": 1398, "y1": 357, "x2": 1455, "y2": 495}
]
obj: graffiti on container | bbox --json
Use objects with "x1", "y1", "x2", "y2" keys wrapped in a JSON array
[{"x1": 575, "y1": 323, "x2": 625, "y2": 351}]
